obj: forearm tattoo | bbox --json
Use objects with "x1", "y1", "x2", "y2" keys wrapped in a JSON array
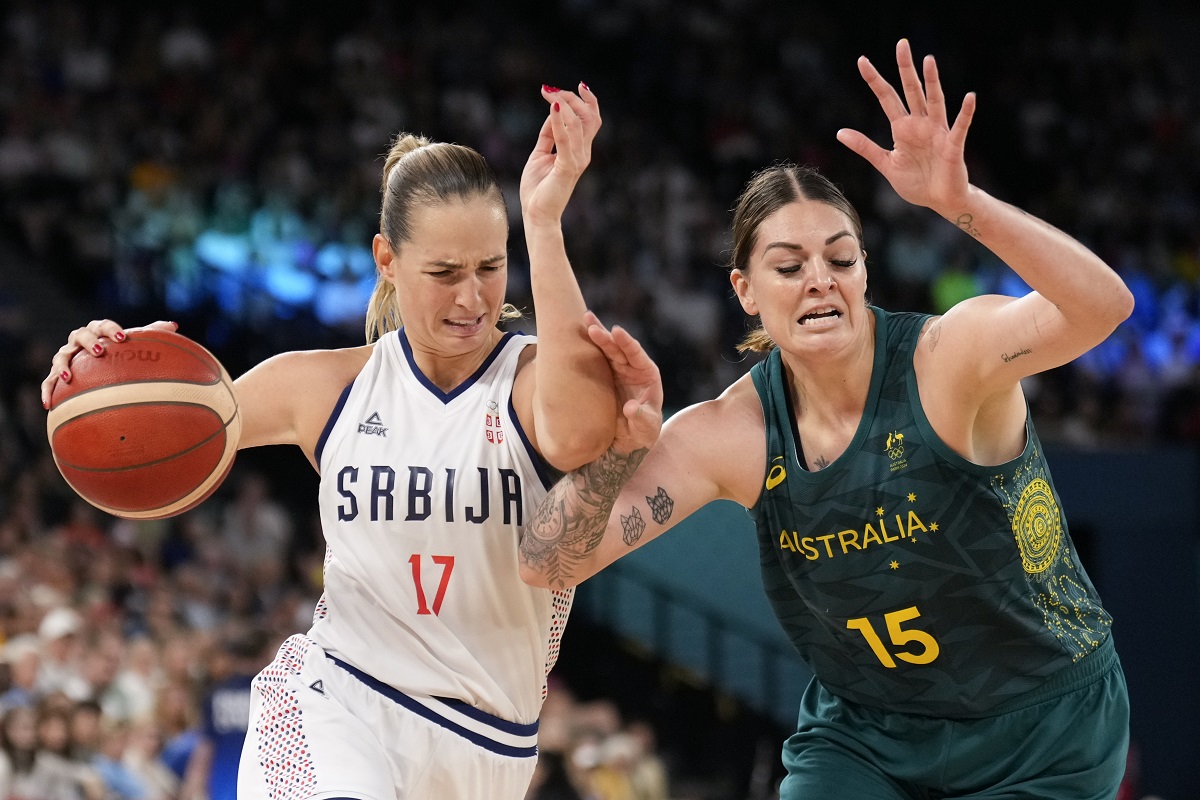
[
  {"x1": 520, "y1": 446, "x2": 667, "y2": 588},
  {"x1": 952, "y1": 213, "x2": 981, "y2": 238}
]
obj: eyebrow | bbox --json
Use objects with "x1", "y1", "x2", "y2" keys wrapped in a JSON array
[
  {"x1": 428, "y1": 254, "x2": 507, "y2": 269},
  {"x1": 762, "y1": 230, "x2": 855, "y2": 253}
]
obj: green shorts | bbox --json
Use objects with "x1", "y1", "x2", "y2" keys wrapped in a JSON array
[{"x1": 780, "y1": 640, "x2": 1129, "y2": 800}]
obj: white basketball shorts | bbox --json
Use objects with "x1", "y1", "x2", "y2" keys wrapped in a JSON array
[{"x1": 236, "y1": 635, "x2": 539, "y2": 800}]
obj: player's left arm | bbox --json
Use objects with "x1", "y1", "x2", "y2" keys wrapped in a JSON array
[
  {"x1": 838, "y1": 40, "x2": 1133, "y2": 400},
  {"x1": 922, "y1": 194, "x2": 1132, "y2": 396},
  {"x1": 515, "y1": 84, "x2": 617, "y2": 472}
]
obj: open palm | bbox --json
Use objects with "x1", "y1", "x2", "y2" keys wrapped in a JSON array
[{"x1": 836, "y1": 39, "x2": 976, "y2": 217}]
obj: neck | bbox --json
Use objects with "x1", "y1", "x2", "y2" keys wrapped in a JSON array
[
  {"x1": 781, "y1": 311, "x2": 876, "y2": 424},
  {"x1": 405, "y1": 327, "x2": 505, "y2": 392}
]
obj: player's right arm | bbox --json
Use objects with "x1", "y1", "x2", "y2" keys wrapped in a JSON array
[
  {"x1": 231, "y1": 346, "x2": 370, "y2": 463},
  {"x1": 40, "y1": 319, "x2": 369, "y2": 469},
  {"x1": 40, "y1": 319, "x2": 179, "y2": 408},
  {"x1": 518, "y1": 325, "x2": 765, "y2": 590}
]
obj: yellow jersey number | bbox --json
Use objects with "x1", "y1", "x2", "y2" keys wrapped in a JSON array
[{"x1": 846, "y1": 606, "x2": 940, "y2": 668}]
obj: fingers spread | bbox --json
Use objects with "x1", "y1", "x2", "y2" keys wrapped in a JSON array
[
  {"x1": 949, "y1": 92, "x2": 977, "y2": 148},
  {"x1": 923, "y1": 54, "x2": 946, "y2": 124},
  {"x1": 895, "y1": 39, "x2": 927, "y2": 116},
  {"x1": 835, "y1": 128, "x2": 889, "y2": 173},
  {"x1": 857, "y1": 56, "x2": 907, "y2": 122}
]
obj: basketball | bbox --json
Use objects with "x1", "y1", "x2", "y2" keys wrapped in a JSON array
[{"x1": 45, "y1": 329, "x2": 242, "y2": 520}]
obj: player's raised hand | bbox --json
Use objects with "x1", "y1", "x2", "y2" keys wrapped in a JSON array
[
  {"x1": 583, "y1": 311, "x2": 662, "y2": 456},
  {"x1": 520, "y1": 82, "x2": 601, "y2": 227},
  {"x1": 41, "y1": 320, "x2": 179, "y2": 408},
  {"x1": 835, "y1": 39, "x2": 976, "y2": 217}
]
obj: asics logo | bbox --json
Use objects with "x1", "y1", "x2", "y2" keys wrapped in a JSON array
[{"x1": 768, "y1": 460, "x2": 787, "y2": 491}]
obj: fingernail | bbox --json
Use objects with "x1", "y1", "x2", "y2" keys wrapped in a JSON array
[
  {"x1": 553, "y1": 102, "x2": 560, "y2": 112},
  {"x1": 61, "y1": 371, "x2": 70, "y2": 382},
  {"x1": 580, "y1": 81, "x2": 590, "y2": 92},
  {"x1": 92, "y1": 344, "x2": 103, "y2": 355},
  {"x1": 42, "y1": 399, "x2": 49, "y2": 410},
  {"x1": 113, "y1": 331, "x2": 126, "y2": 342},
  {"x1": 543, "y1": 84, "x2": 560, "y2": 93}
]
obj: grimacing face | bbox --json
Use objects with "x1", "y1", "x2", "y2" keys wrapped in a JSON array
[
  {"x1": 375, "y1": 194, "x2": 509, "y2": 357},
  {"x1": 731, "y1": 199, "x2": 869, "y2": 356}
]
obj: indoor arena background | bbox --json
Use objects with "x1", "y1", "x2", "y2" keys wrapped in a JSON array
[{"x1": 0, "y1": 2, "x2": 1197, "y2": 798}]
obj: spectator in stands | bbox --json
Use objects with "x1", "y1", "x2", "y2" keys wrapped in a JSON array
[
  {"x1": 0, "y1": 635, "x2": 41, "y2": 713},
  {"x1": 36, "y1": 607, "x2": 88, "y2": 700},
  {"x1": 181, "y1": 625, "x2": 270, "y2": 800},
  {"x1": 0, "y1": 704, "x2": 95, "y2": 800}
]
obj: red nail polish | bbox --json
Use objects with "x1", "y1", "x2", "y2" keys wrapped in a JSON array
[
  {"x1": 553, "y1": 102, "x2": 560, "y2": 112},
  {"x1": 42, "y1": 399, "x2": 49, "y2": 410},
  {"x1": 61, "y1": 371, "x2": 70, "y2": 382},
  {"x1": 92, "y1": 344, "x2": 103, "y2": 355},
  {"x1": 543, "y1": 84, "x2": 560, "y2": 93},
  {"x1": 581, "y1": 82, "x2": 590, "y2": 92},
  {"x1": 113, "y1": 331, "x2": 126, "y2": 342}
]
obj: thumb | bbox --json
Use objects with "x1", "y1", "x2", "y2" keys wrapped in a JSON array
[{"x1": 836, "y1": 128, "x2": 889, "y2": 173}]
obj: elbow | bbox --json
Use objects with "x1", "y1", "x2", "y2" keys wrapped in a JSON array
[
  {"x1": 1113, "y1": 284, "x2": 1135, "y2": 326},
  {"x1": 1094, "y1": 281, "x2": 1135, "y2": 335},
  {"x1": 518, "y1": 560, "x2": 551, "y2": 589},
  {"x1": 538, "y1": 430, "x2": 613, "y2": 473},
  {"x1": 518, "y1": 558, "x2": 584, "y2": 591}
]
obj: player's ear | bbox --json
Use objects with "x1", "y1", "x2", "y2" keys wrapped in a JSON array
[
  {"x1": 373, "y1": 234, "x2": 396, "y2": 280},
  {"x1": 730, "y1": 268, "x2": 758, "y2": 315}
]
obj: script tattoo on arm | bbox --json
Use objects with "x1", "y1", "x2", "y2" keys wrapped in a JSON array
[
  {"x1": 1001, "y1": 347, "x2": 1032, "y2": 363},
  {"x1": 519, "y1": 445, "x2": 650, "y2": 589}
]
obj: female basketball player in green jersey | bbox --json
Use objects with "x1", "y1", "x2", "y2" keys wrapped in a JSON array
[{"x1": 520, "y1": 40, "x2": 1132, "y2": 799}]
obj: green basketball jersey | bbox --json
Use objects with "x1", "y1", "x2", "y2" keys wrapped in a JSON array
[{"x1": 749, "y1": 306, "x2": 1113, "y2": 717}]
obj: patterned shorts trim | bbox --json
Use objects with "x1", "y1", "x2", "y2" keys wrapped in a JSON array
[{"x1": 326, "y1": 654, "x2": 539, "y2": 758}]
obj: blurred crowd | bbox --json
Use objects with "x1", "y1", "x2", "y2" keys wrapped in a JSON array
[
  {"x1": 1, "y1": 2, "x2": 1198, "y2": 441},
  {"x1": 0, "y1": 1, "x2": 1193, "y2": 799}
]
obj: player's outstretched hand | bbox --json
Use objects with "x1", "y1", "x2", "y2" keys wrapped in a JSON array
[
  {"x1": 835, "y1": 38, "x2": 976, "y2": 217},
  {"x1": 520, "y1": 82, "x2": 601, "y2": 227},
  {"x1": 583, "y1": 311, "x2": 662, "y2": 456},
  {"x1": 41, "y1": 320, "x2": 179, "y2": 408}
]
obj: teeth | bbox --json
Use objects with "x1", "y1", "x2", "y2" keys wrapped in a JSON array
[{"x1": 800, "y1": 309, "x2": 840, "y2": 324}]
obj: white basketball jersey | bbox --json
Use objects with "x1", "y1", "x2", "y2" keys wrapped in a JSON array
[{"x1": 310, "y1": 329, "x2": 572, "y2": 724}]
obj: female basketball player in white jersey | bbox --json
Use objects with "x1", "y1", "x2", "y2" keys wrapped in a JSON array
[{"x1": 42, "y1": 83, "x2": 619, "y2": 799}]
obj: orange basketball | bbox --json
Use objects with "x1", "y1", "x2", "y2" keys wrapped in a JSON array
[{"x1": 46, "y1": 329, "x2": 242, "y2": 520}]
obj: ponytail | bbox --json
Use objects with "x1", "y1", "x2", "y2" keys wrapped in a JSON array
[{"x1": 736, "y1": 324, "x2": 776, "y2": 353}]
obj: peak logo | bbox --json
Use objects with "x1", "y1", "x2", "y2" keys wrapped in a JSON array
[{"x1": 358, "y1": 412, "x2": 388, "y2": 437}]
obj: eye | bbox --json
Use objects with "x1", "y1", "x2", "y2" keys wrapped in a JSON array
[
  {"x1": 830, "y1": 259, "x2": 857, "y2": 268},
  {"x1": 428, "y1": 270, "x2": 453, "y2": 278},
  {"x1": 776, "y1": 264, "x2": 801, "y2": 275}
]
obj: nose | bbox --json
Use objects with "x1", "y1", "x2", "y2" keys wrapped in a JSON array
[
  {"x1": 455, "y1": 273, "x2": 484, "y2": 308},
  {"x1": 807, "y1": 261, "x2": 836, "y2": 293}
]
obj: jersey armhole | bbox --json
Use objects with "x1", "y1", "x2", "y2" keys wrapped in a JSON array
[{"x1": 314, "y1": 380, "x2": 356, "y2": 473}]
